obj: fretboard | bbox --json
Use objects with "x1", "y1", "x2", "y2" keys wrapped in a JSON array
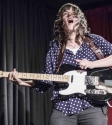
[{"x1": 1, "y1": 71, "x2": 70, "y2": 82}]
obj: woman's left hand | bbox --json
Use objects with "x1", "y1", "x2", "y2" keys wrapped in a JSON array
[{"x1": 76, "y1": 59, "x2": 94, "y2": 69}]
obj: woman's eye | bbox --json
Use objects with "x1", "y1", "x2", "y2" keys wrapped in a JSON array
[
  {"x1": 72, "y1": 13, "x2": 76, "y2": 16},
  {"x1": 63, "y1": 13, "x2": 67, "y2": 16}
]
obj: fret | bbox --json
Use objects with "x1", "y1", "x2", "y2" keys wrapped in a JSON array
[
  {"x1": 44, "y1": 74, "x2": 51, "y2": 81},
  {"x1": 57, "y1": 75, "x2": 62, "y2": 82},
  {"x1": 50, "y1": 74, "x2": 58, "y2": 82},
  {"x1": 41, "y1": 74, "x2": 44, "y2": 80},
  {"x1": 52, "y1": 74, "x2": 57, "y2": 81},
  {"x1": 18, "y1": 73, "x2": 27, "y2": 79},
  {"x1": 18, "y1": 73, "x2": 22, "y2": 78},
  {"x1": 36, "y1": 74, "x2": 41, "y2": 80},
  {"x1": 29, "y1": 73, "x2": 34, "y2": 79},
  {"x1": 25, "y1": 73, "x2": 31, "y2": 79},
  {"x1": 62, "y1": 75, "x2": 70, "y2": 82},
  {"x1": 52, "y1": 74, "x2": 70, "y2": 82},
  {"x1": 33, "y1": 74, "x2": 38, "y2": 79},
  {"x1": 22, "y1": 73, "x2": 27, "y2": 78},
  {"x1": 3, "y1": 72, "x2": 9, "y2": 77},
  {"x1": 50, "y1": 74, "x2": 53, "y2": 81}
]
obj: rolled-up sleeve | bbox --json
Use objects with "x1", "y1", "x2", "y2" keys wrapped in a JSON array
[{"x1": 89, "y1": 34, "x2": 112, "y2": 57}]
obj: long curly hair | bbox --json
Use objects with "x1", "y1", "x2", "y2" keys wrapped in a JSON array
[{"x1": 54, "y1": 3, "x2": 90, "y2": 47}]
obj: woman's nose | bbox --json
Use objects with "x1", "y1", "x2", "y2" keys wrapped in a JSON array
[
  {"x1": 67, "y1": 13, "x2": 74, "y2": 17},
  {"x1": 67, "y1": 13, "x2": 71, "y2": 17}
]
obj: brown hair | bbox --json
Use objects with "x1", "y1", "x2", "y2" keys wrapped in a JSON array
[{"x1": 54, "y1": 3, "x2": 90, "y2": 47}]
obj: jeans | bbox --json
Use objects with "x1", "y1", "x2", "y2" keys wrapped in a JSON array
[{"x1": 49, "y1": 107, "x2": 108, "y2": 125}]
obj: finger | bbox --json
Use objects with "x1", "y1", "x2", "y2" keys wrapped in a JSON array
[
  {"x1": 74, "y1": 22, "x2": 79, "y2": 28},
  {"x1": 76, "y1": 59, "x2": 81, "y2": 62},
  {"x1": 13, "y1": 72, "x2": 17, "y2": 80},
  {"x1": 9, "y1": 71, "x2": 15, "y2": 81},
  {"x1": 11, "y1": 77, "x2": 14, "y2": 82},
  {"x1": 84, "y1": 65, "x2": 88, "y2": 69},
  {"x1": 10, "y1": 73, "x2": 14, "y2": 81},
  {"x1": 13, "y1": 68, "x2": 16, "y2": 72},
  {"x1": 12, "y1": 72, "x2": 15, "y2": 78},
  {"x1": 73, "y1": 24, "x2": 79, "y2": 31},
  {"x1": 9, "y1": 72, "x2": 13, "y2": 81},
  {"x1": 9, "y1": 74, "x2": 12, "y2": 81},
  {"x1": 13, "y1": 68, "x2": 18, "y2": 77},
  {"x1": 83, "y1": 65, "x2": 88, "y2": 70},
  {"x1": 95, "y1": 85, "x2": 106, "y2": 90},
  {"x1": 74, "y1": 20, "x2": 79, "y2": 24},
  {"x1": 81, "y1": 65, "x2": 87, "y2": 70},
  {"x1": 80, "y1": 65, "x2": 84, "y2": 69}
]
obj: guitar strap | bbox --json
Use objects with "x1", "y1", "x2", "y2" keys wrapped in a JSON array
[
  {"x1": 56, "y1": 43, "x2": 66, "y2": 73},
  {"x1": 56, "y1": 36, "x2": 105, "y2": 73},
  {"x1": 84, "y1": 36, "x2": 104, "y2": 59}
]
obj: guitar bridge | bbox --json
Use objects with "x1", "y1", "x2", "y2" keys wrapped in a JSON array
[{"x1": 84, "y1": 89, "x2": 107, "y2": 95}]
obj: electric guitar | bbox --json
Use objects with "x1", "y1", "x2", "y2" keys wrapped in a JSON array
[{"x1": 0, "y1": 64, "x2": 112, "y2": 104}]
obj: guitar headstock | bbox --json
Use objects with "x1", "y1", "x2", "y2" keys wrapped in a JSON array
[{"x1": 0, "y1": 71, "x2": 3, "y2": 78}]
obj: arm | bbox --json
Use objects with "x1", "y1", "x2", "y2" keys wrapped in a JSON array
[
  {"x1": 9, "y1": 41, "x2": 56, "y2": 91},
  {"x1": 76, "y1": 56, "x2": 112, "y2": 93},
  {"x1": 76, "y1": 55, "x2": 112, "y2": 69},
  {"x1": 76, "y1": 57, "x2": 112, "y2": 93}
]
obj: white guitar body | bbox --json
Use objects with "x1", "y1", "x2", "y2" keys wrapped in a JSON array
[{"x1": 59, "y1": 70, "x2": 87, "y2": 95}]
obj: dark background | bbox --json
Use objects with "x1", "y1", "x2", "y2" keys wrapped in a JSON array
[{"x1": 41, "y1": 0, "x2": 111, "y2": 10}]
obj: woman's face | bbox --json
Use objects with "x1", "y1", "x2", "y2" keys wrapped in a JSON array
[{"x1": 62, "y1": 7, "x2": 79, "y2": 32}]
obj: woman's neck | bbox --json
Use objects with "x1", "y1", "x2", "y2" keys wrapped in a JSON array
[
  {"x1": 69, "y1": 32, "x2": 76, "y2": 41},
  {"x1": 66, "y1": 40, "x2": 80, "y2": 49},
  {"x1": 66, "y1": 33, "x2": 83, "y2": 49},
  {"x1": 66, "y1": 33, "x2": 78, "y2": 49}
]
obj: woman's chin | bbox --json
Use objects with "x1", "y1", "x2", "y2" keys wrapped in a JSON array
[
  {"x1": 68, "y1": 28, "x2": 74, "y2": 33},
  {"x1": 67, "y1": 27, "x2": 74, "y2": 31}
]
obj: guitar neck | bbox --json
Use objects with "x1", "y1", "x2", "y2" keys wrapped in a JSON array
[{"x1": 1, "y1": 71, "x2": 70, "y2": 83}]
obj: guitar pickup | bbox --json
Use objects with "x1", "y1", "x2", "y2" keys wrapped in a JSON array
[{"x1": 85, "y1": 76, "x2": 99, "y2": 86}]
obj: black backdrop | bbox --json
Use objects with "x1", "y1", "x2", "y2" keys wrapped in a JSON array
[{"x1": 0, "y1": 0, "x2": 56, "y2": 125}]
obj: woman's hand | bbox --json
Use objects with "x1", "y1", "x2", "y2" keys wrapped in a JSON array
[
  {"x1": 8, "y1": 68, "x2": 23, "y2": 85},
  {"x1": 73, "y1": 19, "x2": 80, "y2": 32},
  {"x1": 76, "y1": 59, "x2": 94, "y2": 69},
  {"x1": 8, "y1": 69, "x2": 35, "y2": 86},
  {"x1": 8, "y1": 68, "x2": 18, "y2": 81}
]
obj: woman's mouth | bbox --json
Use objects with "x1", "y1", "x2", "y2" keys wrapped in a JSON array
[{"x1": 68, "y1": 19, "x2": 73, "y2": 24}]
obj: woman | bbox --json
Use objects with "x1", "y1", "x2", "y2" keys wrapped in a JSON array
[{"x1": 9, "y1": 3, "x2": 112, "y2": 125}]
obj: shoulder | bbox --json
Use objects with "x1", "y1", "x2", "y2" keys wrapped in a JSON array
[
  {"x1": 49, "y1": 39, "x2": 59, "y2": 48},
  {"x1": 86, "y1": 33, "x2": 112, "y2": 50},
  {"x1": 47, "y1": 39, "x2": 60, "y2": 54},
  {"x1": 87, "y1": 33, "x2": 104, "y2": 41}
]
